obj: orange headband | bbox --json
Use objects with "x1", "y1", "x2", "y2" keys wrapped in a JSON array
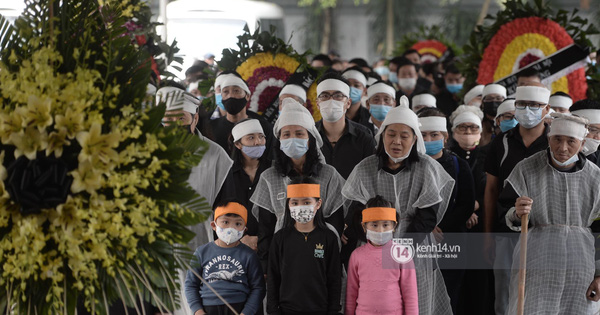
[
  {"x1": 214, "y1": 202, "x2": 248, "y2": 224},
  {"x1": 287, "y1": 184, "x2": 320, "y2": 198},
  {"x1": 362, "y1": 207, "x2": 397, "y2": 223}
]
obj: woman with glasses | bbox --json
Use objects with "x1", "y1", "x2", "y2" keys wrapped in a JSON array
[
  {"x1": 447, "y1": 104, "x2": 495, "y2": 314},
  {"x1": 251, "y1": 99, "x2": 346, "y2": 276}
]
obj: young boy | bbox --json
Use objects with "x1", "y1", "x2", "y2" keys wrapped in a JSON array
[{"x1": 185, "y1": 201, "x2": 265, "y2": 315}]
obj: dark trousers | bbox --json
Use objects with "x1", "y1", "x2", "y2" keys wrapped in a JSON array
[{"x1": 204, "y1": 302, "x2": 245, "y2": 315}]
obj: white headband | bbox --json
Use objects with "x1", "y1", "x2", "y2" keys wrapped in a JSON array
[
  {"x1": 342, "y1": 70, "x2": 367, "y2": 87},
  {"x1": 367, "y1": 83, "x2": 396, "y2": 99},
  {"x1": 549, "y1": 95, "x2": 573, "y2": 109},
  {"x1": 464, "y1": 85, "x2": 484, "y2": 104},
  {"x1": 412, "y1": 94, "x2": 436, "y2": 108},
  {"x1": 419, "y1": 116, "x2": 447, "y2": 132},
  {"x1": 572, "y1": 109, "x2": 600, "y2": 125},
  {"x1": 367, "y1": 77, "x2": 378, "y2": 86},
  {"x1": 214, "y1": 73, "x2": 233, "y2": 89},
  {"x1": 452, "y1": 111, "x2": 482, "y2": 132},
  {"x1": 221, "y1": 75, "x2": 251, "y2": 95},
  {"x1": 515, "y1": 86, "x2": 551, "y2": 104},
  {"x1": 156, "y1": 87, "x2": 198, "y2": 114},
  {"x1": 187, "y1": 81, "x2": 199, "y2": 92},
  {"x1": 274, "y1": 99, "x2": 323, "y2": 148},
  {"x1": 232, "y1": 119, "x2": 264, "y2": 142},
  {"x1": 548, "y1": 115, "x2": 588, "y2": 140},
  {"x1": 146, "y1": 83, "x2": 157, "y2": 95},
  {"x1": 483, "y1": 84, "x2": 507, "y2": 98},
  {"x1": 317, "y1": 79, "x2": 350, "y2": 98},
  {"x1": 495, "y1": 99, "x2": 516, "y2": 119},
  {"x1": 279, "y1": 84, "x2": 307, "y2": 102}
]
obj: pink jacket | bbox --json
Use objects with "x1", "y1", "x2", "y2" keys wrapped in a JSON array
[{"x1": 345, "y1": 242, "x2": 418, "y2": 315}]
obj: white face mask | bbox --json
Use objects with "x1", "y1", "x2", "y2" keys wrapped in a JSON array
[
  {"x1": 550, "y1": 143, "x2": 582, "y2": 168},
  {"x1": 582, "y1": 138, "x2": 600, "y2": 156},
  {"x1": 215, "y1": 224, "x2": 244, "y2": 245},
  {"x1": 366, "y1": 229, "x2": 394, "y2": 246},
  {"x1": 385, "y1": 145, "x2": 413, "y2": 163},
  {"x1": 319, "y1": 99, "x2": 345, "y2": 122},
  {"x1": 397, "y1": 78, "x2": 417, "y2": 91},
  {"x1": 290, "y1": 205, "x2": 316, "y2": 223}
]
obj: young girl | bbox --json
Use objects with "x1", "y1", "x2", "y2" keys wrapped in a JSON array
[
  {"x1": 345, "y1": 196, "x2": 418, "y2": 315},
  {"x1": 267, "y1": 177, "x2": 342, "y2": 315}
]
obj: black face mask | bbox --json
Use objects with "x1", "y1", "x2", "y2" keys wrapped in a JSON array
[
  {"x1": 482, "y1": 101, "x2": 502, "y2": 117},
  {"x1": 223, "y1": 97, "x2": 247, "y2": 115}
]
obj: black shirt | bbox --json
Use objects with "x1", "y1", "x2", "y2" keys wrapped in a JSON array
[
  {"x1": 485, "y1": 124, "x2": 549, "y2": 231},
  {"x1": 226, "y1": 160, "x2": 271, "y2": 236},
  {"x1": 267, "y1": 225, "x2": 341, "y2": 315},
  {"x1": 586, "y1": 150, "x2": 600, "y2": 167},
  {"x1": 349, "y1": 105, "x2": 373, "y2": 134},
  {"x1": 209, "y1": 110, "x2": 274, "y2": 156},
  {"x1": 435, "y1": 89, "x2": 460, "y2": 117},
  {"x1": 316, "y1": 119, "x2": 376, "y2": 179},
  {"x1": 435, "y1": 150, "x2": 475, "y2": 233}
]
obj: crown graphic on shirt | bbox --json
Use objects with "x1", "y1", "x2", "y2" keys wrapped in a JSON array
[{"x1": 316, "y1": 243, "x2": 324, "y2": 250}]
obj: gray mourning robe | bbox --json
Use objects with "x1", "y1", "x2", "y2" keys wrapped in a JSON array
[
  {"x1": 342, "y1": 154, "x2": 455, "y2": 315},
  {"x1": 505, "y1": 151, "x2": 600, "y2": 315}
]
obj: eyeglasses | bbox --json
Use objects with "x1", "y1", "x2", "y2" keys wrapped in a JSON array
[
  {"x1": 456, "y1": 124, "x2": 480, "y2": 132},
  {"x1": 318, "y1": 92, "x2": 347, "y2": 101},
  {"x1": 588, "y1": 127, "x2": 600, "y2": 137},
  {"x1": 515, "y1": 101, "x2": 546, "y2": 110}
]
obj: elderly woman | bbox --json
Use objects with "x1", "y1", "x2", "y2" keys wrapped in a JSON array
[
  {"x1": 342, "y1": 96, "x2": 455, "y2": 315},
  {"x1": 251, "y1": 99, "x2": 346, "y2": 271}
]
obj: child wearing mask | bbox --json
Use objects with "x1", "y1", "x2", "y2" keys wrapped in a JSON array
[
  {"x1": 267, "y1": 178, "x2": 342, "y2": 315},
  {"x1": 345, "y1": 196, "x2": 418, "y2": 315},
  {"x1": 185, "y1": 201, "x2": 265, "y2": 315}
]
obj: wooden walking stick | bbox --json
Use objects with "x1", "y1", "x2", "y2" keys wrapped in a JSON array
[{"x1": 517, "y1": 212, "x2": 529, "y2": 315}]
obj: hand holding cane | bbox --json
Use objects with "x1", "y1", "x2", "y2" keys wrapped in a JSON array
[{"x1": 515, "y1": 196, "x2": 532, "y2": 315}]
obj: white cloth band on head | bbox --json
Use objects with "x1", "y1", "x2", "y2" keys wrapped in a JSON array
[
  {"x1": 156, "y1": 87, "x2": 199, "y2": 114},
  {"x1": 215, "y1": 73, "x2": 233, "y2": 89},
  {"x1": 279, "y1": 84, "x2": 307, "y2": 102},
  {"x1": 232, "y1": 119, "x2": 264, "y2": 142},
  {"x1": 483, "y1": 84, "x2": 507, "y2": 98},
  {"x1": 342, "y1": 70, "x2": 367, "y2": 87},
  {"x1": 572, "y1": 109, "x2": 600, "y2": 125},
  {"x1": 464, "y1": 85, "x2": 484, "y2": 104},
  {"x1": 274, "y1": 99, "x2": 323, "y2": 148},
  {"x1": 367, "y1": 83, "x2": 396, "y2": 99},
  {"x1": 452, "y1": 111, "x2": 482, "y2": 131},
  {"x1": 549, "y1": 95, "x2": 573, "y2": 109},
  {"x1": 221, "y1": 75, "x2": 251, "y2": 95},
  {"x1": 367, "y1": 77, "x2": 378, "y2": 86},
  {"x1": 412, "y1": 94, "x2": 437, "y2": 108},
  {"x1": 317, "y1": 79, "x2": 350, "y2": 98},
  {"x1": 374, "y1": 105, "x2": 426, "y2": 154},
  {"x1": 187, "y1": 81, "x2": 199, "y2": 92},
  {"x1": 419, "y1": 117, "x2": 447, "y2": 132},
  {"x1": 515, "y1": 86, "x2": 551, "y2": 104},
  {"x1": 548, "y1": 115, "x2": 587, "y2": 140},
  {"x1": 146, "y1": 83, "x2": 157, "y2": 95},
  {"x1": 496, "y1": 99, "x2": 516, "y2": 119}
]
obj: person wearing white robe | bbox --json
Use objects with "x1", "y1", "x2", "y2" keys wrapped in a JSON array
[
  {"x1": 503, "y1": 113, "x2": 600, "y2": 314},
  {"x1": 342, "y1": 96, "x2": 455, "y2": 315}
]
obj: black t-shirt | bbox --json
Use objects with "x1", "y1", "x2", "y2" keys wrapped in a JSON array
[
  {"x1": 267, "y1": 225, "x2": 341, "y2": 315},
  {"x1": 484, "y1": 124, "x2": 549, "y2": 231},
  {"x1": 436, "y1": 150, "x2": 475, "y2": 233},
  {"x1": 316, "y1": 119, "x2": 376, "y2": 179},
  {"x1": 226, "y1": 160, "x2": 271, "y2": 236},
  {"x1": 209, "y1": 110, "x2": 274, "y2": 157},
  {"x1": 435, "y1": 89, "x2": 460, "y2": 117},
  {"x1": 349, "y1": 105, "x2": 373, "y2": 134}
]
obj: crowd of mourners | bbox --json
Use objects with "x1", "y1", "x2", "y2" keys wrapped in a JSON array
[{"x1": 152, "y1": 50, "x2": 600, "y2": 315}]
